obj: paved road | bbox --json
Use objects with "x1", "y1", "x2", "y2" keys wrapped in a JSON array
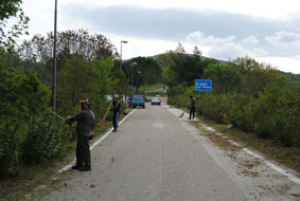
[
  {"x1": 44, "y1": 101, "x2": 300, "y2": 201},
  {"x1": 144, "y1": 87, "x2": 167, "y2": 93}
]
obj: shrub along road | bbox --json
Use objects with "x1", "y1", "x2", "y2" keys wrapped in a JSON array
[{"x1": 43, "y1": 100, "x2": 300, "y2": 201}]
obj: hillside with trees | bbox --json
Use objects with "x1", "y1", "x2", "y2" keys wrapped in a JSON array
[{"x1": 158, "y1": 44, "x2": 300, "y2": 148}]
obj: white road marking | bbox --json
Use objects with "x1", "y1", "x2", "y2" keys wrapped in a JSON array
[
  {"x1": 202, "y1": 124, "x2": 216, "y2": 132},
  {"x1": 228, "y1": 140, "x2": 242, "y2": 147},
  {"x1": 58, "y1": 109, "x2": 136, "y2": 173}
]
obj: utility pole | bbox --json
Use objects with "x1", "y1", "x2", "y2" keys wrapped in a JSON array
[
  {"x1": 131, "y1": 62, "x2": 137, "y2": 94},
  {"x1": 52, "y1": 0, "x2": 58, "y2": 111},
  {"x1": 120, "y1": 40, "x2": 128, "y2": 70}
]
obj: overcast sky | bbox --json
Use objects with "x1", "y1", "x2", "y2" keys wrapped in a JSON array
[{"x1": 20, "y1": 0, "x2": 300, "y2": 73}]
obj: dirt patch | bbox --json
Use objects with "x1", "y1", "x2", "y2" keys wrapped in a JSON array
[
  {"x1": 190, "y1": 122, "x2": 241, "y2": 159},
  {"x1": 0, "y1": 164, "x2": 64, "y2": 201},
  {"x1": 259, "y1": 184, "x2": 291, "y2": 197},
  {"x1": 239, "y1": 159, "x2": 262, "y2": 169},
  {"x1": 194, "y1": 116, "x2": 300, "y2": 174},
  {"x1": 292, "y1": 193, "x2": 300, "y2": 198},
  {"x1": 240, "y1": 169, "x2": 259, "y2": 177}
]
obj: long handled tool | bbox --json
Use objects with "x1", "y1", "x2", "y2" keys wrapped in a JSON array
[
  {"x1": 48, "y1": 109, "x2": 76, "y2": 127},
  {"x1": 98, "y1": 101, "x2": 112, "y2": 128},
  {"x1": 48, "y1": 110, "x2": 66, "y2": 121},
  {"x1": 178, "y1": 111, "x2": 185, "y2": 118}
]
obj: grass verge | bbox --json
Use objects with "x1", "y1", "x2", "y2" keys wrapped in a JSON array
[
  {"x1": 195, "y1": 115, "x2": 300, "y2": 174},
  {"x1": 140, "y1": 83, "x2": 164, "y2": 92}
]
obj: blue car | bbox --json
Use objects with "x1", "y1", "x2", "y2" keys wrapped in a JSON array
[{"x1": 132, "y1": 94, "x2": 145, "y2": 108}]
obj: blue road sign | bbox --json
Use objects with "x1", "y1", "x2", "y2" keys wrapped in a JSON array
[{"x1": 195, "y1": 79, "x2": 212, "y2": 91}]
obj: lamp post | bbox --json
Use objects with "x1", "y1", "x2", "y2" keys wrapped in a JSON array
[
  {"x1": 120, "y1": 40, "x2": 128, "y2": 70},
  {"x1": 137, "y1": 71, "x2": 141, "y2": 93},
  {"x1": 52, "y1": 0, "x2": 58, "y2": 111},
  {"x1": 131, "y1": 62, "x2": 137, "y2": 94}
]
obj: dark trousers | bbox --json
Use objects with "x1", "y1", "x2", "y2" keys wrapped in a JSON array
[
  {"x1": 113, "y1": 111, "x2": 120, "y2": 130},
  {"x1": 189, "y1": 107, "x2": 195, "y2": 119},
  {"x1": 76, "y1": 135, "x2": 91, "y2": 167}
]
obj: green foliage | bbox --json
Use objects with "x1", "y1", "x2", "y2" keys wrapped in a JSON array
[
  {"x1": 157, "y1": 45, "x2": 221, "y2": 88},
  {"x1": 280, "y1": 71, "x2": 300, "y2": 84},
  {"x1": 123, "y1": 57, "x2": 162, "y2": 93},
  {"x1": 161, "y1": 67, "x2": 178, "y2": 87},
  {"x1": 196, "y1": 93, "x2": 231, "y2": 123},
  {"x1": 0, "y1": 64, "x2": 51, "y2": 177},
  {"x1": 0, "y1": 0, "x2": 29, "y2": 46},
  {"x1": 0, "y1": 27, "x2": 121, "y2": 179},
  {"x1": 22, "y1": 114, "x2": 72, "y2": 164},
  {"x1": 245, "y1": 77, "x2": 300, "y2": 146},
  {"x1": 57, "y1": 54, "x2": 115, "y2": 120},
  {"x1": 140, "y1": 82, "x2": 164, "y2": 92},
  {"x1": 229, "y1": 56, "x2": 280, "y2": 96},
  {"x1": 20, "y1": 30, "x2": 117, "y2": 64},
  {"x1": 194, "y1": 76, "x2": 300, "y2": 147},
  {"x1": 161, "y1": 44, "x2": 299, "y2": 148},
  {"x1": 164, "y1": 50, "x2": 204, "y2": 86},
  {"x1": 225, "y1": 93, "x2": 252, "y2": 131},
  {"x1": 204, "y1": 63, "x2": 241, "y2": 93}
]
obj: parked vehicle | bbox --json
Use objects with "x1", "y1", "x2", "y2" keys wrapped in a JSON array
[
  {"x1": 132, "y1": 94, "x2": 145, "y2": 108},
  {"x1": 151, "y1": 97, "x2": 161, "y2": 106}
]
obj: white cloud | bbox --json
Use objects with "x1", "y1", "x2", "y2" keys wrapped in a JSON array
[
  {"x1": 105, "y1": 33, "x2": 178, "y2": 59},
  {"x1": 18, "y1": 0, "x2": 300, "y2": 74},
  {"x1": 242, "y1": 35, "x2": 259, "y2": 45},
  {"x1": 257, "y1": 56, "x2": 300, "y2": 74},
  {"x1": 186, "y1": 31, "x2": 235, "y2": 46},
  {"x1": 265, "y1": 31, "x2": 300, "y2": 46},
  {"x1": 65, "y1": 0, "x2": 300, "y2": 20},
  {"x1": 185, "y1": 31, "x2": 268, "y2": 59}
]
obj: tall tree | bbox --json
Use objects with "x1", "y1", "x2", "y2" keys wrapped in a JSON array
[
  {"x1": 229, "y1": 56, "x2": 280, "y2": 95},
  {"x1": 0, "y1": 0, "x2": 29, "y2": 46},
  {"x1": 20, "y1": 29, "x2": 118, "y2": 63},
  {"x1": 204, "y1": 63, "x2": 241, "y2": 93},
  {"x1": 124, "y1": 57, "x2": 162, "y2": 89},
  {"x1": 57, "y1": 54, "x2": 115, "y2": 116}
]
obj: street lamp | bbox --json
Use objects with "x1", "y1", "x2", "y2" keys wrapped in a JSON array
[
  {"x1": 137, "y1": 71, "x2": 141, "y2": 93},
  {"x1": 131, "y1": 62, "x2": 137, "y2": 94},
  {"x1": 120, "y1": 40, "x2": 128, "y2": 70},
  {"x1": 52, "y1": 0, "x2": 58, "y2": 111}
]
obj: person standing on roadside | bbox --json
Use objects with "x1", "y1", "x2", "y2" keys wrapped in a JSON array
[
  {"x1": 189, "y1": 95, "x2": 196, "y2": 120},
  {"x1": 111, "y1": 95, "x2": 121, "y2": 132},
  {"x1": 66, "y1": 99, "x2": 95, "y2": 171}
]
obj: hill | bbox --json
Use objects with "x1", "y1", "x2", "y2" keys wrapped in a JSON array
[
  {"x1": 280, "y1": 72, "x2": 300, "y2": 83},
  {"x1": 148, "y1": 53, "x2": 228, "y2": 64}
]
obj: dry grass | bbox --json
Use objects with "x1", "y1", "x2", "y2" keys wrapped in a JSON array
[{"x1": 195, "y1": 116, "x2": 300, "y2": 174}]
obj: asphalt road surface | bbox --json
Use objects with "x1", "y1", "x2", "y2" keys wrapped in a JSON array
[{"x1": 44, "y1": 100, "x2": 300, "y2": 201}]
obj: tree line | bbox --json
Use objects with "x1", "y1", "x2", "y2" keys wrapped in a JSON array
[
  {"x1": 159, "y1": 44, "x2": 300, "y2": 148},
  {"x1": 1, "y1": 0, "x2": 299, "y2": 179},
  {"x1": 0, "y1": 0, "x2": 163, "y2": 178}
]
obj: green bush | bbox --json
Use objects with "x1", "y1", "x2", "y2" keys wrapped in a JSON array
[
  {"x1": 195, "y1": 77, "x2": 300, "y2": 147},
  {"x1": 226, "y1": 93, "x2": 252, "y2": 131},
  {"x1": 245, "y1": 77, "x2": 300, "y2": 146},
  {"x1": 0, "y1": 67, "x2": 50, "y2": 178},
  {"x1": 21, "y1": 114, "x2": 73, "y2": 164},
  {"x1": 196, "y1": 93, "x2": 231, "y2": 123},
  {"x1": 0, "y1": 66, "x2": 75, "y2": 178}
]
